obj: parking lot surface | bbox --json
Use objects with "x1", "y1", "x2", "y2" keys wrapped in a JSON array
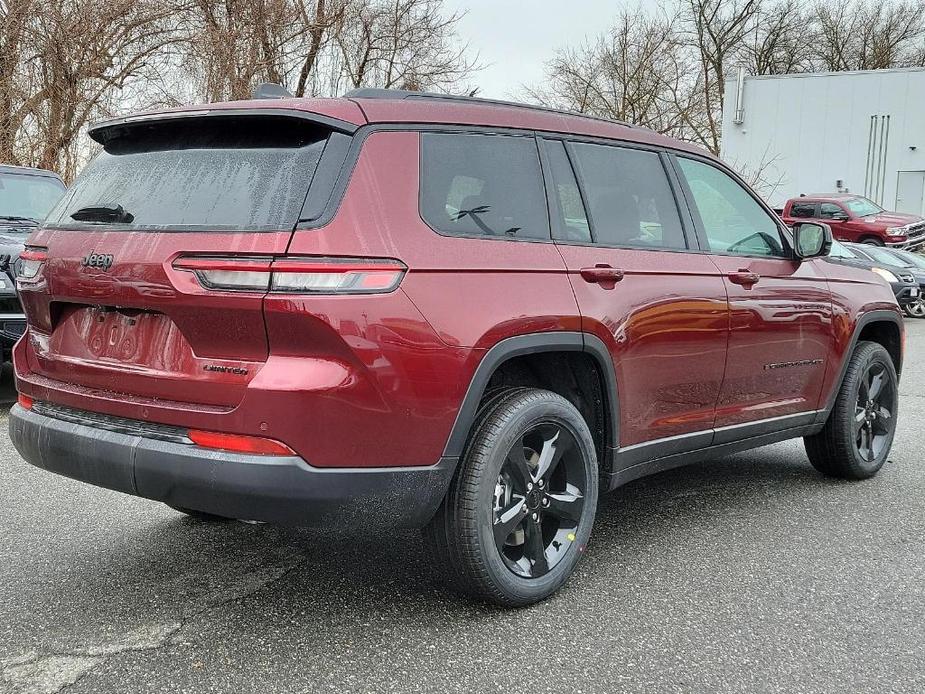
[{"x1": 1, "y1": 324, "x2": 924, "y2": 694}]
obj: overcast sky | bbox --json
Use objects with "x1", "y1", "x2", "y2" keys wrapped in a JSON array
[{"x1": 445, "y1": 0, "x2": 657, "y2": 99}]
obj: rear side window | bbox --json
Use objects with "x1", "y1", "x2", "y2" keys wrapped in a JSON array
[
  {"x1": 569, "y1": 143, "x2": 687, "y2": 250},
  {"x1": 46, "y1": 116, "x2": 331, "y2": 231},
  {"x1": 790, "y1": 201, "x2": 815, "y2": 218},
  {"x1": 420, "y1": 133, "x2": 550, "y2": 240}
]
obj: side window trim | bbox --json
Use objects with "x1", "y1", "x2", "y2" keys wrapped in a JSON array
[
  {"x1": 536, "y1": 136, "x2": 590, "y2": 243},
  {"x1": 668, "y1": 152, "x2": 796, "y2": 260}
]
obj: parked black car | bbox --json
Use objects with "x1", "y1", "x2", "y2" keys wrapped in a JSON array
[
  {"x1": 846, "y1": 243, "x2": 925, "y2": 318},
  {"x1": 826, "y1": 240, "x2": 920, "y2": 307},
  {"x1": 0, "y1": 165, "x2": 66, "y2": 359}
]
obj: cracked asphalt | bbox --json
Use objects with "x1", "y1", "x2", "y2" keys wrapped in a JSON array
[{"x1": 2, "y1": 324, "x2": 924, "y2": 694}]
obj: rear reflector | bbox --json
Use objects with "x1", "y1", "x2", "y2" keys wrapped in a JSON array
[
  {"x1": 17, "y1": 394, "x2": 33, "y2": 410},
  {"x1": 173, "y1": 255, "x2": 406, "y2": 294},
  {"x1": 187, "y1": 429, "x2": 296, "y2": 456},
  {"x1": 19, "y1": 247, "x2": 48, "y2": 280}
]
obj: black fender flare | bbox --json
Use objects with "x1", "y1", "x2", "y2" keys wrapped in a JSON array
[
  {"x1": 441, "y1": 331, "x2": 619, "y2": 459},
  {"x1": 815, "y1": 309, "x2": 904, "y2": 424}
]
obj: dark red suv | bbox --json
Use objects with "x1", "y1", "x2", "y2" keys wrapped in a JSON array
[
  {"x1": 782, "y1": 194, "x2": 925, "y2": 249},
  {"x1": 9, "y1": 89, "x2": 904, "y2": 606}
]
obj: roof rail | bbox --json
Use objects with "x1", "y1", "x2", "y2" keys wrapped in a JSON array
[{"x1": 342, "y1": 88, "x2": 633, "y2": 128}]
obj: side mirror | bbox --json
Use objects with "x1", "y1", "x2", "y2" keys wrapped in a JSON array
[
  {"x1": 831, "y1": 212, "x2": 849, "y2": 222},
  {"x1": 793, "y1": 221, "x2": 833, "y2": 259}
]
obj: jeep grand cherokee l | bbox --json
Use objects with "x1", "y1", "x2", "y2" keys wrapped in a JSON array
[{"x1": 9, "y1": 89, "x2": 904, "y2": 606}]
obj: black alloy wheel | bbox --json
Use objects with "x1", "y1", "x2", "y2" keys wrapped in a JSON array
[
  {"x1": 854, "y1": 360, "x2": 895, "y2": 464},
  {"x1": 492, "y1": 422, "x2": 586, "y2": 579}
]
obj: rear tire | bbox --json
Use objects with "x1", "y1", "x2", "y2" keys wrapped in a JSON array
[
  {"x1": 168, "y1": 505, "x2": 232, "y2": 521},
  {"x1": 804, "y1": 341, "x2": 898, "y2": 480},
  {"x1": 424, "y1": 388, "x2": 599, "y2": 607}
]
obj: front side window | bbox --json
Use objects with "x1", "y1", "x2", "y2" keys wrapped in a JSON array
[
  {"x1": 420, "y1": 133, "x2": 549, "y2": 240},
  {"x1": 569, "y1": 143, "x2": 686, "y2": 249},
  {"x1": 677, "y1": 157, "x2": 785, "y2": 258},
  {"x1": 819, "y1": 203, "x2": 847, "y2": 220},
  {"x1": 790, "y1": 201, "x2": 815, "y2": 218}
]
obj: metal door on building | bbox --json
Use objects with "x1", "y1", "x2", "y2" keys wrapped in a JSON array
[{"x1": 896, "y1": 171, "x2": 925, "y2": 216}]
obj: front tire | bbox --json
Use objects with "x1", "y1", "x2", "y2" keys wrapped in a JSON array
[
  {"x1": 804, "y1": 341, "x2": 898, "y2": 479},
  {"x1": 903, "y1": 299, "x2": 925, "y2": 318},
  {"x1": 424, "y1": 388, "x2": 599, "y2": 607},
  {"x1": 861, "y1": 237, "x2": 885, "y2": 246}
]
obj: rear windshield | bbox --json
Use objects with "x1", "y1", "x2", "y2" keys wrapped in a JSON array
[
  {"x1": 45, "y1": 116, "x2": 330, "y2": 231},
  {"x1": 0, "y1": 172, "x2": 65, "y2": 222}
]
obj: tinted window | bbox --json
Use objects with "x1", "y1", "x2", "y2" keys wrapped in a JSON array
[
  {"x1": 544, "y1": 140, "x2": 590, "y2": 242},
  {"x1": 678, "y1": 157, "x2": 784, "y2": 257},
  {"x1": 570, "y1": 143, "x2": 686, "y2": 249},
  {"x1": 420, "y1": 133, "x2": 549, "y2": 240},
  {"x1": 819, "y1": 203, "x2": 846, "y2": 219},
  {"x1": 790, "y1": 201, "x2": 815, "y2": 218},
  {"x1": 46, "y1": 117, "x2": 329, "y2": 231},
  {"x1": 0, "y1": 173, "x2": 65, "y2": 222}
]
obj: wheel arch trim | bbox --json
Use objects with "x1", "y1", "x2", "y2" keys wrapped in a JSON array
[
  {"x1": 442, "y1": 332, "x2": 619, "y2": 459},
  {"x1": 816, "y1": 309, "x2": 903, "y2": 423}
]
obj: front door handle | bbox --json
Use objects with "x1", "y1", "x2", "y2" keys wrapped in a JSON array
[
  {"x1": 728, "y1": 270, "x2": 760, "y2": 288},
  {"x1": 580, "y1": 264, "x2": 625, "y2": 289}
]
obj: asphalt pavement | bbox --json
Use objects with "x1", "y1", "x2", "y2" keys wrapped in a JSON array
[{"x1": 1, "y1": 323, "x2": 924, "y2": 693}]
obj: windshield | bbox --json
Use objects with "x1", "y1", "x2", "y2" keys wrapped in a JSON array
[
  {"x1": 861, "y1": 245, "x2": 911, "y2": 267},
  {"x1": 893, "y1": 250, "x2": 925, "y2": 270},
  {"x1": 0, "y1": 172, "x2": 66, "y2": 222},
  {"x1": 46, "y1": 116, "x2": 330, "y2": 231},
  {"x1": 844, "y1": 197, "x2": 883, "y2": 217}
]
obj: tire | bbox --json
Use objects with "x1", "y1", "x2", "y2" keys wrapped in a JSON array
[
  {"x1": 424, "y1": 387, "x2": 599, "y2": 607},
  {"x1": 804, "y1": 341, "x2": 898, "y2": 480},
  {"x1": 861, "y1": 237, "x2": 885, "y2": 246},
  {"x1": 168, "y1": 504, "x2": 233, "y2": 521},
  {"x1": 903, "y1": 299, "x2": 925, "y2": 318}
]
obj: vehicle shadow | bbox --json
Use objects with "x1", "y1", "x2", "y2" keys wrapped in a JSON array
[{"x1": 29, "y1": 444, "x2": 845, "y2": 632}]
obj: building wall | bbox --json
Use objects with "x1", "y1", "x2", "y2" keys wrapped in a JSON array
[{"x1": 721, "y1": 67, "x2": 925, "y2": 212}]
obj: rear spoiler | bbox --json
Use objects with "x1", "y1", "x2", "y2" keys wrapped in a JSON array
[{"x1": 88, "y1": 107, "x2": 361, "y2": 146}]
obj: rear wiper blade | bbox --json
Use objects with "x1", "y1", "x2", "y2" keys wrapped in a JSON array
[{"x1": 70, "y1": 203, "x2": 134, "y2": 224}]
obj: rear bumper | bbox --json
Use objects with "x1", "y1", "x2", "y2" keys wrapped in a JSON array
[{"x1": 9, "y1": 404, "x2": 456, "y2": 527}]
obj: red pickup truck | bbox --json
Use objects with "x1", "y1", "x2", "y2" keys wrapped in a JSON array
[{"x1": 781, "y1": 194, "x2": 925, "y2": 248}]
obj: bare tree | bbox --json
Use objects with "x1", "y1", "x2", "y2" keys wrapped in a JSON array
[
  {"x1": 812, "y1": 1, "x2": 925, "y2": 71},
  {"x1": 1, "y1": 0, "x2": 182, "y2": 179},
  {"x1": 744, "y1": 0, "x2": 811, "y2": 75},
  {"x1": 334, "y1": 0, "x2": 477, "y2": 92},
  {"x1": 525, "y1": 7, "x2": 705, "y2": 144}
]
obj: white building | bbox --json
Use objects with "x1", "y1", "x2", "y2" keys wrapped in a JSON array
[{"x1": 721, "y1": 67, "x2": 925, "y2": 214}]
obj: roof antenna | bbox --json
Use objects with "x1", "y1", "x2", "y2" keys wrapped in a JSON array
[{"x1": 253, "y1": 83, "x2": 294, "y2": 100}]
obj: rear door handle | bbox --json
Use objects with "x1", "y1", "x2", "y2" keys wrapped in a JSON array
[
  {"x1": 580, "y1": 264, "x2": 624, "y2": 289},
  {"x1": 728, "y1": 270, "x2": 760, "y2": 288}
]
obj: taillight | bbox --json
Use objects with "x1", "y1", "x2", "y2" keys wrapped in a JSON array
[
  {"x1": 17, "y1": 394, "x2": 33, "y2": 410},
  {"x1": 19, "y1": 247, "x2": 48, "y2": 280},
  {"x1": 187, "y1": 429, "x2": 296, "y2": 456},
  {"x1": 173, "y1": 256, "x2": 406, "y2": 294}
]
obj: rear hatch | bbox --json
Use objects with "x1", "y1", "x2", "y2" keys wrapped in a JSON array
[{"x1": 18, "y1": 108, "x2": 358, "y2": 410}]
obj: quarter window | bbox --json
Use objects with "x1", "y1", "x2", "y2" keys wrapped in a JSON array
[
  {"x1": 570, "y1": 143, "x2": 687, "y2": 249},
  {"x1": 677, "y1": 157, "x2": 785, "y2": 257},
  {"x1": 420, "y1": 133, "x2": 550, "y2": 240}
]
